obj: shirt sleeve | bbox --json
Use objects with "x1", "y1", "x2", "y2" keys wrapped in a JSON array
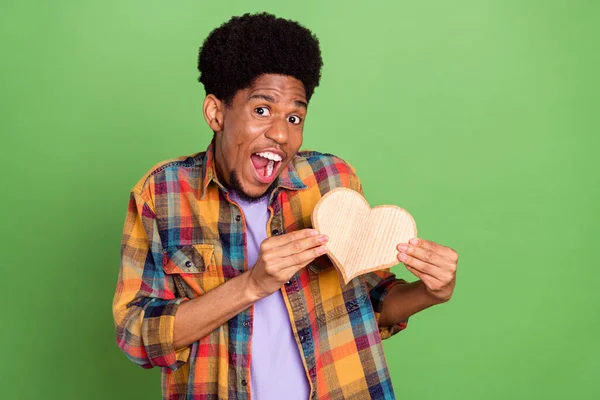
[
  {"x1": 112, "y1": 187, "x2": 190, "y2": 371},
  {"x1": 363, "y1": 270, "x2": 409, "y2": 339},
  {"x1": 344, "y1": 159, "x2": 409, "y2": 339}
]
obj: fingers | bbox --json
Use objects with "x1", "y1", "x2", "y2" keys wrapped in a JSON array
[
  {"x1": 267, "y1": 231, "x2": 328, "y2": 260},
  {"x1": 258, "y1": 228, "x2": 328, "y2": 273},
  {"x1": 397, "y1": 243, "x2": 454, "y2": 270},
  {"x1": 261, "y1": 229, "x2": 320, "y2": 251},
  {"x1": 397, "y1": 251, "x2": 440, "y2": 278},
  {"x1": 281, "y1": 244, "x2": 329, "y2": 270},
  {"x1": 397, "y1": 250, "x2": 454, "y2": 282},
  {"x1": 405, "y1": 264, "x2": 440, "y2": 287},
  {"x1": 407, "y1": 238, "x2": 458, "y2": 262},
  {"x1": 399, "y1": 238, "x2": 458, "y2": 304}
]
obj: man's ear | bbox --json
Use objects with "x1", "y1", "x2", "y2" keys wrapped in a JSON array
[{"x1": 203, "y1": 94, "x2": 225, "y2": 132}]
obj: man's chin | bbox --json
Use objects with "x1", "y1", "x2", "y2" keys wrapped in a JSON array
[
  {"x1": 242, "y1": 186, "x2": 269, "y2": 198},
  {"x1": 232, "y1": 186, "x2": 276, "y2": 203},
  {"x1": 228, "y1": 170, "x2": 277, "y2": 203}
]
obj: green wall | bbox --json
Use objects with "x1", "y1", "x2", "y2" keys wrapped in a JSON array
[{"x1": 2, "y1": 1, "x2": 598, "y2": 398}]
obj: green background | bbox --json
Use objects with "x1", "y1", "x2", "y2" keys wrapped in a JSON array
[{"x1": 2, "y1": 0, "x2": 598, "y2": 399}]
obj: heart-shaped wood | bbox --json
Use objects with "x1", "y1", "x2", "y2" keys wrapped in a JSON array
[{"x1": 311, "y1": 188, "x2": 417, "y2": 285}]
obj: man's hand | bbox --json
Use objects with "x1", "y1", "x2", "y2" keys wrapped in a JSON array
[
  {"x1": 174, "y1": 229, "x2": 327, "y2": 349},
  {"x1": 397, "y1": 238, "x2": 458, "y2": 304},
  {"x1": 247, "y1": 229, "x2": 328, "y2": 299}
]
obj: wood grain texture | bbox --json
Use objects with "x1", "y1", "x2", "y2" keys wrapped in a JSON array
[{"x1": 311, "y1": 188, "x2": 417, "y2": 285}]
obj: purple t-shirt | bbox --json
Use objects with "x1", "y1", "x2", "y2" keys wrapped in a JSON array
[{"x1": 229, "y1": 192, "x2": 310, "y2": 400}]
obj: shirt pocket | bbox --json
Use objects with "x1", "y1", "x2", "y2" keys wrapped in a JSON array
[{"x1": 162, "y1": 244, "x2": 224, "y2": 297}]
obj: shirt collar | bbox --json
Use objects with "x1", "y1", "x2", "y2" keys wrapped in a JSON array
[{"x1": 200, "y1": 140, "x2": 307, "y2": 199}]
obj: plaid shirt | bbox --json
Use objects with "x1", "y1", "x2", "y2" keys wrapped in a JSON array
[{"x1": 113, "y1": 142, "x2": 408, "y2": 400}]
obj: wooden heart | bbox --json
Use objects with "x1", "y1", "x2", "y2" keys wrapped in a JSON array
[{"x1": 311, "y1": 188, "x2": 417, "y2": 285}]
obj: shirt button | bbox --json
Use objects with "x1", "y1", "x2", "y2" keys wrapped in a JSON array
[
  {"x1": 285, "y1": 280, "x2": 292, "y2": 286},
  {"x1": 272, "y1": 229, "x2": 281, "y2": 236},
  {"x1": 300, "y1": 335, "x2": 305, "y2": 342},
  {"x1": 235, "y1": 215, "x2": 241, "y2": 222},
  {"x1": 243, "y1": 321, "x2": 250, "y2": 328},
  {"x1": 184, "y1": 261, "x2": 193, "y2": 268},
  {"x1": 241, "y1": 379, "x2": 248, "y2": 386}
]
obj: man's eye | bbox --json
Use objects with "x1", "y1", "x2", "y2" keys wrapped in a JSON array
[
  {"x1": 255, "y1": 107, "x2": 271, "y2": 116},
  {"x1": 288, "y1": 115, "x2": 302, "y2": 125}
]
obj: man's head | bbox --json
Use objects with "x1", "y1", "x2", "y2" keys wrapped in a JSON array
[{"x1": 198, "y1": 13, "x2": 323, "y2": 201}]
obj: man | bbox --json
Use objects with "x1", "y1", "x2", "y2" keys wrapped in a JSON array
[{"x1": 113, "y1": 12, "x2": 458, "y2": 400}]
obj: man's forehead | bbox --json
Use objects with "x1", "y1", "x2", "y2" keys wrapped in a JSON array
[
  {"x1": 246, "y1": 74, "x2": 307, "y2": 99},
  {"x1": 247, "y1": 93, "x2": 307, "y2": 109}
]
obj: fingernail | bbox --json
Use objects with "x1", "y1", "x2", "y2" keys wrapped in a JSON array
[
  {"x1": 318, "y1": 235, "x2": 328, "y2": 243},
  {"x1": 409, "y1": 238, "x2": 419, "y2": 245},
  {"x1": 319, "y1": 246, "x2": 328, "y2": 253},
  {"x1": 310, "y1": 230, "x2": 319, "y2": 236},
  {"x1": 398, "y1": 244, "x2": 408, "y2": 252},
  {"x1": 398, "y1": 253, "x2": 407, "y2": 261}
]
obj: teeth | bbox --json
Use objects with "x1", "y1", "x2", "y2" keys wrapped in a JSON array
[
  {"x1": 256, "y1": 152, "x2": 282, "y2": 162},
  {"x1": 266, "y1": 160, "x2": 274, "y2": 177}
]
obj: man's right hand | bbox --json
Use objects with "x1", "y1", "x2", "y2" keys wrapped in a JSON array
[
  {"x1": 247, "y1": 229, "x2": 328, "y2": 298},
  {"x1": 174, "y1": 229, "x2": 327, "y2": 349}
]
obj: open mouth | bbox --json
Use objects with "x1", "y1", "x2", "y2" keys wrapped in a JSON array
[{"x1": 250, "y1": 151, "x2": 283, "y2": 183}]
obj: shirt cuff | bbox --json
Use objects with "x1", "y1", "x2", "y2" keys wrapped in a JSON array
[
  {"x1": 370, "y1": 277, "x2": 409, "y2": 340},
  {"x1": 141, "y1": 298, "x2": 190, "y2": 370}
]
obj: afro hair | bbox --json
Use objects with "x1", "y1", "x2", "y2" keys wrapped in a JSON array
[{"x1": 198, "y1": 12, "x2": 323, "y2": 105}]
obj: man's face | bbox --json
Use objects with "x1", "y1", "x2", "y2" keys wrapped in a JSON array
[{"x1": 213, "y1": 74, "x2": 308, "y2": 199}]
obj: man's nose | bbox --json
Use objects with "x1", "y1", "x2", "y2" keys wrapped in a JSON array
[{"x1": 265, "y1": 116, "x2": 289, "y2": 144}]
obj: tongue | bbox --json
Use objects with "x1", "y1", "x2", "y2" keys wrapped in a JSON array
[{"x1": 251, "y1": 154, "x2": 270, "y2": 169}]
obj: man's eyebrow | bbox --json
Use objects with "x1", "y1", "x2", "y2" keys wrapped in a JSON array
[
  {"x1": 294, "y1": 100, "x2": 308, "y2": 109},
  {"x1": 248, "y1": 94, "x2": 276, "y2": 103},
  {"x1": 248, "y1": 94, "x2": 308, "y2": 109}
]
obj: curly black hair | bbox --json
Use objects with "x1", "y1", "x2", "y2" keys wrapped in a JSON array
[{"x1": 198, "y1": 13, "x2": 323, "y2": 105}]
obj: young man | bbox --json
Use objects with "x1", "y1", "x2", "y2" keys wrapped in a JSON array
[{"x1": 113, "y1": 13, "x2": 458, "y2": 400}]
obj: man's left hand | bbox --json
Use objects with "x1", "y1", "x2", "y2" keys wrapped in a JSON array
[{"x1": 397, "y1": 238, "x2": 458, "y2": 304}]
